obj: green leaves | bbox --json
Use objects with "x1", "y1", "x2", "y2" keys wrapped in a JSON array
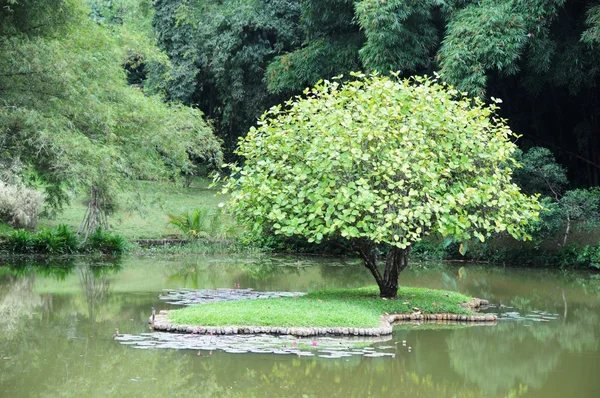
[
  {"x1": 355, "y1": 0, "x2": 438, "y2": 74},
  {"x1": 224, "y1": 74, "x2": 541, "y2": 250},
  {"x1": 0, "y1": 0, "x2": 222, "y2": 216}
]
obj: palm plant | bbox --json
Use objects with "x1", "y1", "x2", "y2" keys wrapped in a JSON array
[{"x1": 167, "y1": 208, "x2": 214, "y2": 239}]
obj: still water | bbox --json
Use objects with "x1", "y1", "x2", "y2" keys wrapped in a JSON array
[{"x1": 0, "y1": 255, "x2": 598, "y2": 398}]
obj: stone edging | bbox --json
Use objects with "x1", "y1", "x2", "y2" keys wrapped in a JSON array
[{"x1": 150, "y1": 306, "x2": 497, "y2": 337}]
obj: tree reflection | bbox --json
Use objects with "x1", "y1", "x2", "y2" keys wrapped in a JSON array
[
  {"x1": 446, "y1": 305, "x2": 599, "y2": 396},
  {"x1": 78, "y1": 265, "x2": 111, "y2": 323}
]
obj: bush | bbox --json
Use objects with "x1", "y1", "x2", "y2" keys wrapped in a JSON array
[
  {"x1": 409, "y1": 236, "x2": 600, "y2": 270},
  {"x1": 0, "y1": 181, "x2": 45, "y2": 229},
  {"x1": 5, "y1": 229, "x2": 35, "y2": 253},
  {"x1": 3, "y1": 225, "x2": 126, "y2": 255},
  {"x1": 167, "y1": 207, "x2": 230, "y2": 239},
  {"x1": 577, "y1": 245, "x2": 600, "y2": 270},
  {"x1": 83, "y1": 227, "x2": 127, "y2": 254},
  {"x1": 410, "y1": 240, "x2": 448, "y2": 260},
  {"x1": 33, "y1": 225, "x2": 80, "y2": 254}
]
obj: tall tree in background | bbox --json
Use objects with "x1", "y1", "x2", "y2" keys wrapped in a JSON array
[
  {"x1": 152, "y1": 0, "x2": 302, "y2": 154},
  {"x1": 266, "y1": 0, "x2": 363, "y2": 94},
  {"x1": 0, "y1": 0, "x2": 222, "y2": 236}
]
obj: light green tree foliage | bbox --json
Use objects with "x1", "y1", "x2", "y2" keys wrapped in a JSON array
[
  {"x1": 224, "y1": 74, "x2": 541, "y2": 297},
  {"x1": 0, "y1": 0, "x2": 222, "y2": 236}
]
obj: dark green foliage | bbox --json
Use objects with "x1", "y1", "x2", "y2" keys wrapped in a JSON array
[
  {"x1": 513, "y1": 147, "x2": 600, "y2": 245},
  {"x1": 5, "y1": 229, "x2": 35, "y2": 253},
  {"x1": 411, "y1": 237, "x2": 600, "y2": 270},
  {"x1": 6, "y1": 225, "x2": 79, "y2": 254},
  {"x1": 577, "y1": 244, "x2": 600, "y2": 269},
  {"x1": 581, "y1": 4, "x2": 600, "y2": 45},
  {"x1": 439, "y1": 1, "x2": 528, "y2": 96},
  {"x1": 33, "y1": 225, "x2": 80, "y2": 254},
  {"x1": 411, "y1": 239, "x2": 450, "y2": 261},
  {"x1": 152, "y1": 0, "x2": 302, "y2": 152},
  {"x1": 301, "y1": 0, "x2": 357, "y2": 38},
  {"x1": 356, "y1": 0, "x2": 438, "y2": 74},
  {"x1": 513, "y1": 147, "x2": 568, "y2": 198},
  {"x1": 265, "y1": 0, "x2": 362, "y2": 96},
  {"x1": 266, "y1": 35, "x2": 363, "y2": 94},
  {"x1": 83, "y1": 228, "x2": 127, "y2": 254},
  {"x1": 3, "y1": 224, "x2": 126, "y2": 254}
]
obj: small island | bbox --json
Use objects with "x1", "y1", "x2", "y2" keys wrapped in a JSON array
[{"x1": 151, "y1": 286, "x2": 496, "y2": 337}]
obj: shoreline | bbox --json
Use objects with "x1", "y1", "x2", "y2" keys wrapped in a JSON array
[{"x1": 150, "y1": 306, "x2": 497, "y2": 337}]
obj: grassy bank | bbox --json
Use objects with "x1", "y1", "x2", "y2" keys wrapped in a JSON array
[
  {"x1": 40, "y1": 179, "x2": 229, "y2": 240},
  {"x1": 168, "y1": 286, "x2": 474, "y2": 328}
]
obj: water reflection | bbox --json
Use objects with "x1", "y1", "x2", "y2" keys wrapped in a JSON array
[{"x1": 0, "y1": 257, "x2": 598, "y2": 397}]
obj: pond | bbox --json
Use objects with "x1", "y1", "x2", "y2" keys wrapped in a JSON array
[{"x1": 0, "y1": 255, "x2": 598, "y2": 397}]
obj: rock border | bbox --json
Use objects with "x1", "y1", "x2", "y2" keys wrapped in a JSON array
[{"x1": 150, "y1": 305, "x2": 497, "y2": 337}]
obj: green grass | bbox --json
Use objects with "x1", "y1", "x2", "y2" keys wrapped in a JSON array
[
  {"x1": 168, "y1": 286, "x2": 474, "y2": 328},
  {"x1": 40, "y1": 178, "x2": 232, "y2": 240},
  {"x1": 0, "y1": 221, "x2": 13, "y2": 236}
]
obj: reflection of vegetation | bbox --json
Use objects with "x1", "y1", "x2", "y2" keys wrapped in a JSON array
[
  {"x1": 78, "y1": 265, "x2": 110, "y2": 323},
  {"x1": 207, "y1": 358, "x2": 491, "y2": 398},
  {"x1": 0, "y1": 255, "x2": 599, "y2": 397},
  {"x1": 0, "y1": 316, "x2": 200, "y2": 397},
  {"x1": 447, "y1": 322, "x2": 560, "y2": 395},
  {"x1": 0, "y1": 256, "x2": 123, "y2": 281},
  {"x1": 0, "y1": 274, "x2": 43, "y2": 340},
  {"x1": 0, "y1": 257, "x2": 77, "y2": 280},
  {"x1": 446, "y1": 306, "x2": 599, "y2": 396},
  {"x1": 164, "y1": 256, "x2": 373, "y2": 291}
]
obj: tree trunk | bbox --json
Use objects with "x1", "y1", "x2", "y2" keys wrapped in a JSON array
[
  {"x1": 379, "y1": 246, "x2": 410, "y2": 298},
  {"x1": 78, "y1": 186, "x2": 109, "y2": 241},
  {"x1": 355, "y1": 240, "x2": 410, "y2": 299}
]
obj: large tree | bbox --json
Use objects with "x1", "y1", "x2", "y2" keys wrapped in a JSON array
[
  {"x1": 223, "y1": 74, "x2": 541, "y2": 298},
  {"x1": 152, "y1": 0, "x2": 302, "y2": 155},
  {"x1": 0, "y1": 0, "x2": 222, "y2": 236}
]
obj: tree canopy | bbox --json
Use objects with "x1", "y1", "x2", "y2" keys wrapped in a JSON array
[
  {"x1": 0, "y1": 0, "x2": 222, "y2": 234},
  {"x1": 152, "y1": 0, "x2": 301, "y2": 154},
  {"x1": 224, "y1": 74, "x2": 541, "y2": 297}
]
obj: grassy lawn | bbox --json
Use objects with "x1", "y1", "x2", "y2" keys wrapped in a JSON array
[
  {"x1": 39, "y1": 178, "x2": 229, "y2": 240},
  {"x1": 0, "y1": 221, "x2": 12, "y2": 236},
  {"x1": 168, "y1": 286, "x2": 474, "y2": 328}
]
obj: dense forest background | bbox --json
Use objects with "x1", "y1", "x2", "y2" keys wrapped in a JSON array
[
  {"x1": 150, "y1": 0, "x2": 600, "y2": 186},
  {"x1": 2, "y1": 0, "x2": 599, "y2": 186}
]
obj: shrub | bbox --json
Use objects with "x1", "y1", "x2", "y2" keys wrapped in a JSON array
[
  {"x1": 3, "y1": 225, "x2": 126, "y2": 255},
  {"x1": 6, "y1": 229, "x2": 35, "y2": 253},
  {"x1": 167, "y1": 207, "x2": 225, "y2": 239},
  {"x1": 577, "y1": 245, "x2": 600, "y2": 270},
  {"x1": 83, "y1": 227, "x2": 127, "y2": 254},
  {"x1": 33, "y1": 224, "x2": 80, "y2": 254},
  {"x1": 0, "y1": 181, "x2": 45, "y2": 229}
]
